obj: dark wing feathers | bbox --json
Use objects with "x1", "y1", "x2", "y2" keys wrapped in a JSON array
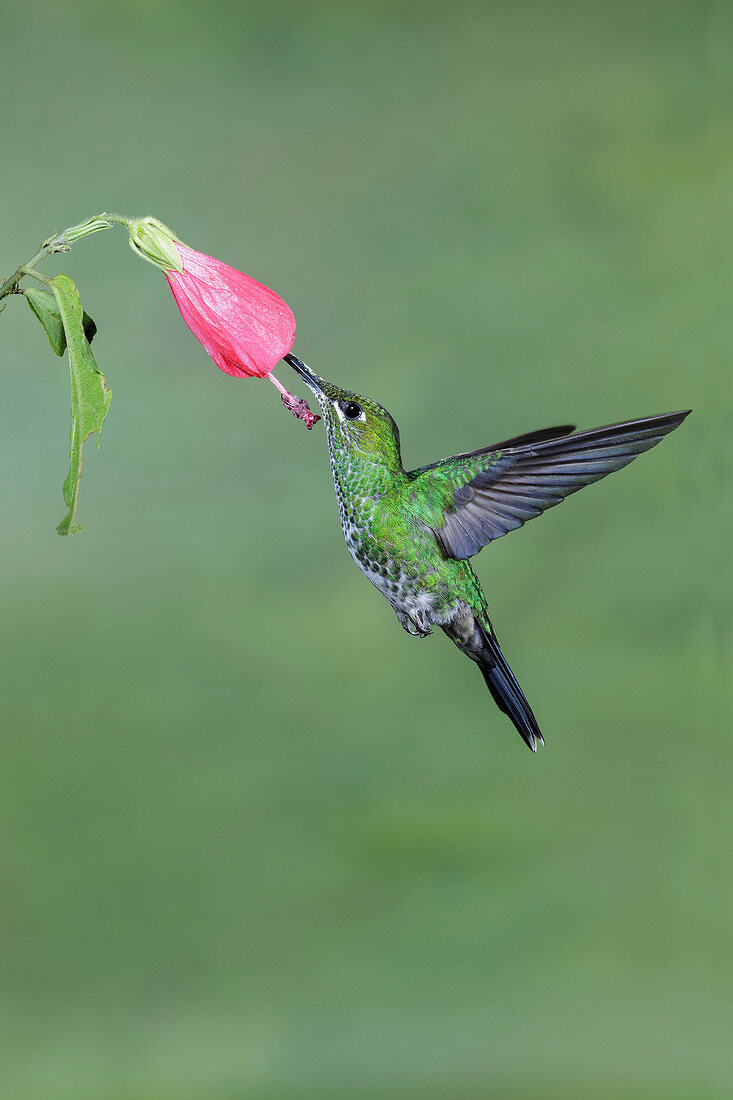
[
  {"x1": 410, "y1": 425, "x2": 576, "y2": 476},
  {"x1": 414, "y1": 411, "x2": 690, "y2": 561},
  {"x1": 475, "y1": 424, "x2": 577, "y2": 452}
]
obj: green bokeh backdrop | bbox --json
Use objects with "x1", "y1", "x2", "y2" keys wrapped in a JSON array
[{"x1": 0, "y1": 2, "x2": 730, "y2": 1097}]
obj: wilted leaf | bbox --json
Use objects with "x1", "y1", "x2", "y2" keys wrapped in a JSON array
[
  {"x1": 25, "y1": 287, "x2": 97, "y2": 356},
  {"x1": 50, "y1": 274, "x2": 111, "y2": 535}
]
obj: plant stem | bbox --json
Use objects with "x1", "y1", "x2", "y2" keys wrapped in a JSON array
[
  {"x1": 0, "y1": 238, "x2": 61, "y2": 301},
  {"x1": 20, "y1": 268, "x2": 54, "y2": 286},
  {"x1": 100, "y1": 213, "x2": 132, "y2": 227},
  {"x1": 0, "y1": 212, "x2": 130, "y2": 306}
]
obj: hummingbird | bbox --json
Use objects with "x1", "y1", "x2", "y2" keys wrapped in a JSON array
[{"x1": 285, "y1": 354, "x2": 689, "y2": 752}]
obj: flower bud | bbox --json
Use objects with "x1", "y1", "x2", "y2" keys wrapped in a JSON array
[
  {"x1": 63, "y1": 216, "x2": 113, "y2": 243},
  {"x1": 128, "y1": 217, "x2": 184, "y2": 273}
]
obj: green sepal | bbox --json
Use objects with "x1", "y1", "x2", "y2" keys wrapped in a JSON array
[
  {"x1": 25, "y1": 287, "x2": 97, "y2": 356},
  {"x1": 128, "y1": 217, "x2": 184, "y2": 272},
  {"x1": 50, "y1": 274, "x2": 111, "y2": 535}
]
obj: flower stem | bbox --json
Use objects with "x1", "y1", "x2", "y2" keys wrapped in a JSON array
[{"x1": 100, "y1": 213, "x2": 132, "y2": 227}]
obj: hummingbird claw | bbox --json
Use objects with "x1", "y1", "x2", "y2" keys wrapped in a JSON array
[{"x1": 395, "y1": 607, "x2": 432, "y2": 637}]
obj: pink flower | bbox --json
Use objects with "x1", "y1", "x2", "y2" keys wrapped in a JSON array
[
  {"x1": 165, "y1": 244, "x2": 295, "y2": 379},
  {"x1": 127, "y1": 217, "x2": 318, "y2": 428}
]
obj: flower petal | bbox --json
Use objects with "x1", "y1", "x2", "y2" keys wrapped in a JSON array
[{"x1": 166, "y1": 244, "x2": 296, "y2": 378}]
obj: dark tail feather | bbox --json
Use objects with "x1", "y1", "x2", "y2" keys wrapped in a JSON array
[{"x1": 478, "y1": 625, "x2": 544, "y2": 752}]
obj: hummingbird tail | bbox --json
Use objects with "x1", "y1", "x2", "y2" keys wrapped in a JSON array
[{"x1": 477, "y1": 624, "x2": 544, "y2": 752}]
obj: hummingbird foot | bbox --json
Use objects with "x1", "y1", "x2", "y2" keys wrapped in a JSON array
[{"x1": 395, "y1": 607, "x2": 432, "y2": 638}]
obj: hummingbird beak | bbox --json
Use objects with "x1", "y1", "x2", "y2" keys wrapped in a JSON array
[{"x1": 284, "y1": 353, "x2": 324, "y2": 396}]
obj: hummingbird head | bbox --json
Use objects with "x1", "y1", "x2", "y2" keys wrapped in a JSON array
[{"x1": 287, "y1": 355, "x2": 403, "y2": 471}]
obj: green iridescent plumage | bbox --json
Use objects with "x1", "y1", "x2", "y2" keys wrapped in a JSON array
[{"x1": 287, "y1": 355, "x2": 690, "y2": 752}]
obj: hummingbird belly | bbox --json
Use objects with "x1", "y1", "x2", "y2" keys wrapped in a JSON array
[{"x1": 339, "y1": 500, "x2": 459, "y2": 632}]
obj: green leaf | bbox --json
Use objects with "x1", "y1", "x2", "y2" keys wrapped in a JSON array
[
  {"x1": 23, "y1": 286, "x2": 96, "y2": 354},
  {"x1": 25, "y1": 287, "x2": 98, "y2": 356},
  {"x1": 25, "y1": 287, "x2": 66, "y2": 355},
  {"x1": 50, "y1": 274, "x2": 111, "y2": 535}
]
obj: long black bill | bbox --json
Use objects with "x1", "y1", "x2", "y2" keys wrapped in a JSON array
[{"x1": 284, "y1": 353, "x2": 324, "y2": 395}]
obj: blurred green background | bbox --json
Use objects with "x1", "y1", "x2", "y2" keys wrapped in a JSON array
[{"x1": 0, "y1": 1, "x2": 730, "y2": 1097}]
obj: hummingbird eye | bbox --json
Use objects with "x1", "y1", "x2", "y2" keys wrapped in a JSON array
[{"x1": 342, "y1": 401, "x2": 362, "y2": 420}]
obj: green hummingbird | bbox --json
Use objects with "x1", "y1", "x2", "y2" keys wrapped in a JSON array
[{"x1": 286, "y1": 354, "x2": 689, "y2": 752}]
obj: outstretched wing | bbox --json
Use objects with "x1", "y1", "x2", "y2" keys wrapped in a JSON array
[{"x1": 409, "y1": 411, "x2": 690, "y2": 561}]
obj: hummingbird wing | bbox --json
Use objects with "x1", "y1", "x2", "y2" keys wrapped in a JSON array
[
  {"x1": 409, "y1": 411, "x2": 690, "y2": 561},
  {"x1": 420, "y1": 424, "x2": 578, "y2": 462}
]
